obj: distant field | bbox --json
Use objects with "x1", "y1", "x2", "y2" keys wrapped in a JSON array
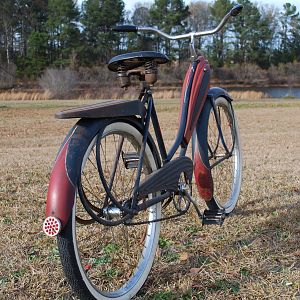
[{"x1": 0, "y1": 98, "x2": 300, "y2": 299}]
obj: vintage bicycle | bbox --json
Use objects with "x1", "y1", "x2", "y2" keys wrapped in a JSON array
[{"x1": 43, "y1": 4, "x2": 243, "y2": 299}]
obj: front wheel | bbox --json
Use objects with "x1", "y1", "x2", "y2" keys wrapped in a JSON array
[
  {"x1": 57, "y1": 120, "x2": 161, "y2": 300},
  {"x1": 196, "y1": 97, "x2": 242, "y2": 214}
]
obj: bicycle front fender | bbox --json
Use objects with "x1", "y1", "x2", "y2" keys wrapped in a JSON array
[
  {"x1": 44, "y1": 118, "x2": 109, "y2": 235},
  {"x1": 193, "y1": 87, "x2": 232, "y2": 201},
  {"x1": 208, "y1": 87, "x2": 233, "y2": 102}
]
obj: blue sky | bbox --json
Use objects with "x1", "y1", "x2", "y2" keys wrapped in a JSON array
[{"x1": 122, "y1": 0, "x2": 299, "y2": 12}]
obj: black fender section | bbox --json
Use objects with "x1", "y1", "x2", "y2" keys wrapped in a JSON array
[
  {"x1": 65, "y1": 118, "x2": 110, "y2": 185},
  {"x1": 196, "y1": 86, "x2": 233, "y2": 170},
  {"x1": 208, "y1": 87, "x2": 233, "y2": 102}
]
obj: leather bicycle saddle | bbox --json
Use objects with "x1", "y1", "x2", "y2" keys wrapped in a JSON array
[{"x1": 108, "y1": 51, "x2": 169, "y2": 72}]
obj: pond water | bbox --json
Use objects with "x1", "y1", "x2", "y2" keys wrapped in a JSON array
[{"x1": 227, "y1": 87, "x2": 300, "y2": 98}]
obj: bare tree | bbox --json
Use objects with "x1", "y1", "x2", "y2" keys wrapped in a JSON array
[
  {"x1": 0, "y1": 1, "x2": 15, "y2": 65},
  {"x1": 188, "y1": 1, "x2": 212, "y2": 49},
  {"x1": 188, "y1": 1, "x2": 211, "y2": 32},
  {"x1": 132, "y1": 2, "x2": 152, "y2": 26}
]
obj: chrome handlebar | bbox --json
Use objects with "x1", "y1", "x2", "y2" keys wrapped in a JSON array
[{"x1": 112, "y1": 4, "x2": 243, "y2": 40}]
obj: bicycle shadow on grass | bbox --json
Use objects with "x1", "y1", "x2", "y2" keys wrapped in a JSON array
[
  {"x1": 136, "y1": 187, "x2": 300, "y2": 299},
  {"x1": 233, "y1": 189, "x2": 300, "y2": 217},
  {"x1": 227, "y1": 188, "x2": 300, "y2": 294}
]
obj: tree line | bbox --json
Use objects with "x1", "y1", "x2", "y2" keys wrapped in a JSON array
[{"x1": 0, "y1": 0, "x2": 299, "y2": 79}]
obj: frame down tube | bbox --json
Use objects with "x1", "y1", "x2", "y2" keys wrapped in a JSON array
[{"x1": 166, "y1": 61, "x2": 196, "y2": 160}]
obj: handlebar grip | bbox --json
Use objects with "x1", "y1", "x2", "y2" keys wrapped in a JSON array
[
  {"x1": 230, "y1": 4, "x2": 243, "y2": 17},
  {"x1": 112, "y1": 25, "x2": 138, "y2": 33}
]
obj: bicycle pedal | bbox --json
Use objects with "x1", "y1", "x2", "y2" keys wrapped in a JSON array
[
  {"x1": 122, "y1": 152, "x2": 139, "y2": 169},
  {"x1": 202, "y1": 209, "x2": 226, "y2": 226}
]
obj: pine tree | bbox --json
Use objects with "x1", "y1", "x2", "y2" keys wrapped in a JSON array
[
  {"x1": 81, "y1": 0, "x2": 125, "y2": 64},
  {"x1": 46, "y1": 0, "x2": 80, "y2": 66},
  {"x1": 16, "y1": 0, "x2": 49, "y2": 77},
  {"x1": 231, "y1": 0, "x2": 263, "y2": 64},
  {"x1": 209, "y1": 0, "x2": 232, "y2": 67},
  {"x1": 149, "y1": 0, "x2": 189, "y2": 58},
  {"x1": 278, "y1": 3, "x2": 300, "y2": 63}
]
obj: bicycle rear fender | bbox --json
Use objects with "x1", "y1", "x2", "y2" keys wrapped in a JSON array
[
  {"x1": 193, "y1": 87, "x2": 232, "y2": 201},
  {"x1": 44, "y1": 117, "x2": 161, "y2": 235},
  {"x1": 45, "y1": 98, "x2": 147, "y2": 234},
  {"x1": 45, "y1": 118, "x2": 110, "y2": 233}
]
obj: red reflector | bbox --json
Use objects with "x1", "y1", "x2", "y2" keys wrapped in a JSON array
[{"x1": 43, "y1": 216, "x2": 61, "y2": 237}]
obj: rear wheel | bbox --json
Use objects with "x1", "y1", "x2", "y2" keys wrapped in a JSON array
[
  {"x1": 197, "y1": 97, "x2": 242, "y2": 214},
  {"x1": 58, "y1": 120, "x2": 161, "y2": 300}
]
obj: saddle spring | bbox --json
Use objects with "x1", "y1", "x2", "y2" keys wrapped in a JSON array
[
  {"x1": 117, "y1": 64, "x2": 130, "y2": 89},
  {"x1": 117, "y1": 60, "x2": 159, "y2": 89},
  {"x1": 144, "y1": 61, "x2": 158, "y2": 85}
]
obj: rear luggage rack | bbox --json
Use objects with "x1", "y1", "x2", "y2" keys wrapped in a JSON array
[{"x1": 55, "y1": 100, "x2": 146, "y2": 119}]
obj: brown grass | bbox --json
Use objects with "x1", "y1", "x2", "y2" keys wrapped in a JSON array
[
  {"x1": 0, "y1": 91, "x2": 51, "y2": 101},
  {"x1": 0, "y1": 88, "x2": 269, "y2": 101},
  {"x1": 77, "y1": 87, "x2": 182, "y2": 100},
  {"x1": 0, "y1": 98, "x2": 300, "y2": 299}
]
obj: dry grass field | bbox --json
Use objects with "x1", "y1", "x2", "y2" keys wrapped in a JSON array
[{"x1": 0, "y1": 98, "x2": 300, "y2": 299}]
